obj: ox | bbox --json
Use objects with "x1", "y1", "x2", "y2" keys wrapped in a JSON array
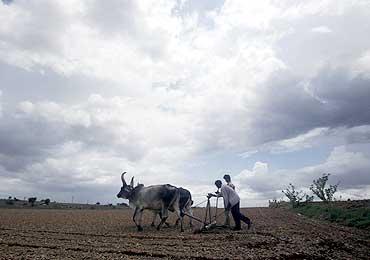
[
  {"x1": 117, "y1": 172, "x2": 184, "y2": 232},
  {"x1": 151, "y1": 187, "x2": 193, "y2": 228}
]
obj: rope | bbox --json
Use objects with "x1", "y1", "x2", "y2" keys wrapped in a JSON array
[{"x1": 192, "y1": 199, "x2": 208, "y2": 208}]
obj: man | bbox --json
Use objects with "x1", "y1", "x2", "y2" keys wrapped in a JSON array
[
  {"x1": 223, "y1": 174, "x2": 235, "y2": 190},
  {"x1": 209, "y1": 180, "x2": 251, "y2": 231},
  {"x1": 223, "y1": 174, "x2": 235, "y2": 227}
]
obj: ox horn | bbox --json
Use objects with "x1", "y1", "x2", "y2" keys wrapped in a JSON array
[
  {"x1": 121, "y1": 172, "x2": 127, "y2": 186},
  {"x1": 130, "y1": 176, "x2": 134, "y2": 187}
]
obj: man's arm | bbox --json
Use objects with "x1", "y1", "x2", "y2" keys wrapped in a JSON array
[
  {"x1": 207, "y1": 190, "x2": 222, "y2": 198},
  {"x1": 223, "y1": 188, "x2": 230, "y2": 209}
]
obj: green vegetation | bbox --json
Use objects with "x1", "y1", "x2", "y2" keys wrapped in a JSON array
[{"x1": 294, "y1": 203, "x2": 370, "y2": 230}]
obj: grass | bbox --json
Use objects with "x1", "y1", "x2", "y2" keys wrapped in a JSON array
[{"x1": 294, "y1": 203, "x2": 370, "y2": 230}]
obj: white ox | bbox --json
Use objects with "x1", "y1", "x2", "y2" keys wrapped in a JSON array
[{"x1": 117, "y1": 172, "x2": 184, "y2": 232}]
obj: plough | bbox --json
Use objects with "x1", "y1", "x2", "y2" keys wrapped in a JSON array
[{"x1": 182, "y1": 190, "x2": 229, "y2": 233}]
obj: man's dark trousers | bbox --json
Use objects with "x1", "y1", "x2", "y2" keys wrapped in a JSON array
[{"x1": 231, "y1": 202, "x2": 251, "y2": 229}]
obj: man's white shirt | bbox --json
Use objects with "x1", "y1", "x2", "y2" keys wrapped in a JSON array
[
  {"x1": 227, "y1": 182, "x2": 235, "y2": 190},
  {"x1": 220, "y1": 184, "x2": 240, "y2": 209}
]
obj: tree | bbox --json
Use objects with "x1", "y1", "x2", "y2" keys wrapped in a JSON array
[
  {"x1": 305, "y1": 194, "x2": 314, "y2": 202},
  {"x1": 40, "y1": 198, "x2": 51, "y2": 205},
  {"x1": 28, "y1": 197, "x2": 37, "y2": 207},
  {"x1": 282, "y1": 183, "x2": 305, "y2": 208},
  {"x1": 6, "y1": 196, "x2": 14, "y2": 205},
  {"x1": 310, "y1": 173, "x2": 339, "y2": 202}
]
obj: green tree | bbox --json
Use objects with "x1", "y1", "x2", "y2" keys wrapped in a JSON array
[
  {"x1": 282, "y1": 183, "x2": 305, "y2": 208},
  {"x1": 310, "y1": 173, "x2": 339, "y2": 202},
  {"x1": 28, "y1": 197, "x2": 37, "y2": 207}
]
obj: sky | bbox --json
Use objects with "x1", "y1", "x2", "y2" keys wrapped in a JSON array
[{"x1": 1, "y1": 0, "x2": 370, "y2": 207}]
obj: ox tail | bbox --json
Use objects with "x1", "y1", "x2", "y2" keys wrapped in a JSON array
[{"x1": 181, "y1": 194, "x2": 193, "y2": 217}]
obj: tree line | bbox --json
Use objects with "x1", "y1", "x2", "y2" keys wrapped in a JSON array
[{"x1": 276, "y1": 173, "x2": 339, "y2": 208}]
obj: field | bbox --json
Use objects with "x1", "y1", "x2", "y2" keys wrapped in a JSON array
[{"x1": 0, "y1": 207, "x2": 369, "y2": 259}]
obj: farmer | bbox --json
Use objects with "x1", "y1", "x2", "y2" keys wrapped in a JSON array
[
  {"x1": 208, "y1": 180, "x2": 251, "y2": 231},
  {"x1": 223, "y1": 174, "x2": 235, "y2": 190},
  {"x1": 223, "y1": 174, "x2": 235, "y2": 227}
]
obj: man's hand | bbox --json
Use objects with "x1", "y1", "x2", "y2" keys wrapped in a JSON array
[{"x1": 207, "y1": 193, "x2": 214, "y2": 198}]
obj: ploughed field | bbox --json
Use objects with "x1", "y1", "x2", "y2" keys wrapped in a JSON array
[{"x1": 0, "y1": 208, "x2": 369, "y2": 259}]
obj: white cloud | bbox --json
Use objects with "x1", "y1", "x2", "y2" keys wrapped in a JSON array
[
  {"x1": 266, "y1": 127, "x2": 329, "y2": 153},
  {"x1": 1, "y1": 1, "x2": 370, "y2": 205},
  {"x1": 235, "y1": 145, "x2": 370, "y2": 206},
  {"x1": 239, "y1": 125, "x2": 370, "y2": 156},
  {"x1": 352, "y1": 50, "x2": 370, "y2": 77},
  {"x1": 311, "y1": 26, "x2": 332, "y2": 34}
]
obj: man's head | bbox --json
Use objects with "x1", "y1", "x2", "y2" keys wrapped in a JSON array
[
  {"x1": 215, "y1": 180, "x2": 222, "y2": 188},
  {"x1": 223, "y1": 174, "x2": 231, "y2": 183}
]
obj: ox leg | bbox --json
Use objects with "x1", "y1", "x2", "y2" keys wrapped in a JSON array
[
  {"x1": 156, "y1": 212, "x2": 170, "y2": 227},
  {"x1": 179, "y1": 210, "x2": 184, "y2": 232},
  {"x1": 157, "y1": 208, "x2": 168, "y2": 231},
  {"x1": 173, "y1": 208, "x2": 184, "y2": 232},
  {"x1": 137, "y1": 209, "x2": 144, "y2": 231},
  {"x1": 133, "y1": 208, "x2": 143, "y2": 231},
  {"x1": 187, "y1": 207, "x2": 194, "y2": 228},
  {"x1": 151, "y1": 211, "x2": 157, "y2": 227},
  {"x1": 174, "y1": 207, "x2": 192, "y2": 228}
]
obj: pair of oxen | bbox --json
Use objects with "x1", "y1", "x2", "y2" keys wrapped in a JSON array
[{"x1": 117, "y1": 172, "x2": 193, "y2": 232}]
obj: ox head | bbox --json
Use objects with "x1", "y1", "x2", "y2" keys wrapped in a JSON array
[{"x1": 117, "y1": 172, "x2": 135, "y2": 199}]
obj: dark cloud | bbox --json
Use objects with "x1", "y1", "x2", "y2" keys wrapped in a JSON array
[
  {"x1": 0, "y1": 114, "x2": 66, "y2": 171},
  {"x1": 1, "y1": 0, "x2": 13, "y2": 5},
  {"x1": 247, "y1": 67, "x2": 370, "y2": 146},
  {"x1": 0, "y1": 100, "x2": 147, "y2": 173},
  {"x1": 312, "y1": 68, "x2": 370, "y2": 127}
]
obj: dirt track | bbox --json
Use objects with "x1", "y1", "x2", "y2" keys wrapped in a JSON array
[{"x1": 0, "y1": 208, "x2": 369, "y2": 259}]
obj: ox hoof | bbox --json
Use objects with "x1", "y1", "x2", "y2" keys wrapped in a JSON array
[{"x1": 137, "y1": 226, "x2": 143, "y2": 232}]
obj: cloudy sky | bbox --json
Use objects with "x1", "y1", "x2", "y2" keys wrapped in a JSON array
[{"x1": 1, "y1": 0, "x2": 370, "y2": 206}]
